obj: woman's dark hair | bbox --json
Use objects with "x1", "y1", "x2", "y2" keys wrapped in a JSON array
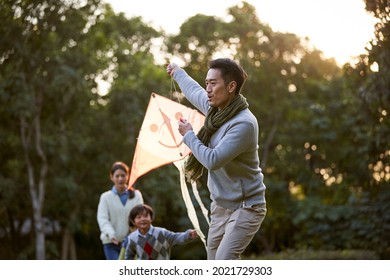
[
  {"x1": 110, "y1": 161, "x2": 136, "y2": 199},
  {"x1": 208, "y1": 58, "x2": 248, "y2": 94},
  {"x1": 128, "y1": 204, "x2": 154, "y2": 227}
]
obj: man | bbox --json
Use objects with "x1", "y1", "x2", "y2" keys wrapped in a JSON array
[{"x1": 167, "y1": 58, "x2": 266, "y2": 260}]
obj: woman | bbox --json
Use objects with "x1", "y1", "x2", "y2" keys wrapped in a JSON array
[{"x1": 97, "y1": 161, "x2": 143, "y2": 260}]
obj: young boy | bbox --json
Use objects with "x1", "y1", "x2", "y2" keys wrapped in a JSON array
[{"x1": 124, "y1": 204, "x2": 198, "y2": 260}]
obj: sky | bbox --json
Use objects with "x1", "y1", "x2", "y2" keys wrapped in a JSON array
[{"x1": 105, "y1": 0, "x2": 377, "y2": 65}]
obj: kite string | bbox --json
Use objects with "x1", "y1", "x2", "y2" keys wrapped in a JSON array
[{"x1": 170, "y1": 76, "x2": 181, "y2": 104}]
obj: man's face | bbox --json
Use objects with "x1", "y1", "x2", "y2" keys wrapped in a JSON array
[{"x1": 205, "y1": 68, "x2": 236, "y2": 110}]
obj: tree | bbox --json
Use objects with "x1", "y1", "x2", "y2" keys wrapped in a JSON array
[
  {"x1": 0, "y1": 0, "x2": 109, "y2": 259},
  {"x1": 0, "y1": 0, "x2": 183, "y2": 259}
]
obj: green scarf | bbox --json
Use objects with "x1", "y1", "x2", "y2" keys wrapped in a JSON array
[{"x1": 185, "y1": 94, "x2": 249, "y2": 182}]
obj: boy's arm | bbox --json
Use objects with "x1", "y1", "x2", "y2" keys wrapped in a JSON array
[{"x1": 164, "y1": 228, "x2": 198, "y2": 246}]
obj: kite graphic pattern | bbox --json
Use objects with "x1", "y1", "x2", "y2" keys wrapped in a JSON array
[{"x1": 128, "y1": 92, "x2": 205, "y2": 188}]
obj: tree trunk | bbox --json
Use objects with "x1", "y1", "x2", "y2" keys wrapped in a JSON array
[
  {"x1": 61, "y1": 228, "x2": 77, "y2": 260},
  {"x1": 261, "y1": 116, "x2": 279, "y2": 169},
  {"x1": 33, "y1": 210, "x2": 45, "y2": 260},
  {"x1": 20, "y1": 105, "x2": 48, "y2": 259}
]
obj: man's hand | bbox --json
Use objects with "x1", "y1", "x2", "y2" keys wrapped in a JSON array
[
  {"x1": 178, "y1": 118, "x2": 193, "y2": 136},
  {"x1": 166, "y1": 63, "x2": 180, "y2": 76}
]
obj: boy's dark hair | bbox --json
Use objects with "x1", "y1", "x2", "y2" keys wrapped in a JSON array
[
  {"x1": 128, "y1": 204, "x2": 154, "y2": 227},
  {"x1": 208, "y1": 58, "x2": 248, "y2": 94}
]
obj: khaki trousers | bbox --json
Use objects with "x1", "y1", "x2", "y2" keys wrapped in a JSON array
[{"x1": 207, "y1": 201, "x2": 266, "y2": 260}]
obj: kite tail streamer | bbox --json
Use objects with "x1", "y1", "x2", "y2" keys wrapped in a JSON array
[
  {"x1": 191, "y1": 181, "x2": 210, "y2": 226},
  {"x1": 173, "y1": 158, "x2": 207, "y2": 251}
]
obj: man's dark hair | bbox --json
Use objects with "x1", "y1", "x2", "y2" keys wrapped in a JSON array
[{"x1": 208, "y1": 58, "x2": 248, "y2": 94}]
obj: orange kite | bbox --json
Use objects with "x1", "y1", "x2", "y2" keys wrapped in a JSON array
[{"x1": 128, "y1": 92, "x2": 205, "y2": 187}]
